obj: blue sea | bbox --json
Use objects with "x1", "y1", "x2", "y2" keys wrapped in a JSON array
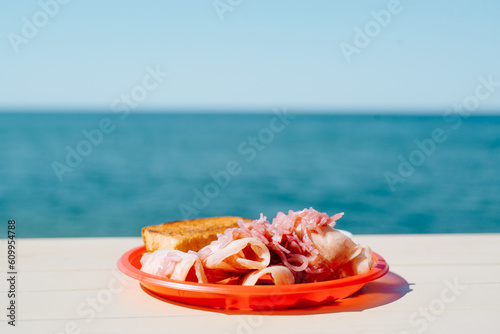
[{"x1": 1, "y1": 112, "x2": 499, "y2": 237}]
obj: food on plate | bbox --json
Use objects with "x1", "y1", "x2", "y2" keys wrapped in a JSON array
[
  {"x1": 201, "y1": 237, "x2": 270, "y2": 272},
  {"x1": 139, "y1": 208, "x2": 374, "y2": 285},
  {"x1": 140, "y1": 249, "x2": 208, "y2": 283},
  {"x1": 337, "y1": 247, "x2": 374, "y2": 278},
  {"x1": 141, "y1": 216, "x2": 251, "y2": 252},
  {"x1": 240, "y1": 265, "x2": 295, "y2": 286}
]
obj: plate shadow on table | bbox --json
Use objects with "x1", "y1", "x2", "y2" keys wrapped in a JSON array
[{"x1": 140, "y1": 271, "x2": 412, "y2": 315}]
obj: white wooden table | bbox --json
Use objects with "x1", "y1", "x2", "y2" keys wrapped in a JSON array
[{"x1": 2, "y1": 235, "x2": 499, "y2": 334}]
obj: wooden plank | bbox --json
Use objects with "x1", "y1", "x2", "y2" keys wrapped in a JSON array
[
  {"x1": 3, "y1": 309, "x2": 498, "y2": 334},
  {"x1": 390, "y1": 264, "x2": 500, "y2": 285},
  {"x1": 0, "y1": 269, "x2": 138, "y2": 293},
  {"x1": 0, "y1": 238, "x2": 141, "y2": 271},
  {"x1": 1, "y1": 264, "x2": 498, "y2": 293},
  {"x1": 353, "y1": 234, "x2": 500, "y2": 265},
  {"x1": 2, "y1": 279, "x2": 497, "y2": 321}
]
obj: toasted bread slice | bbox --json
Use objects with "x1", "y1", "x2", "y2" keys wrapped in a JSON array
[{"x1": 142, "y1": 216, "x2": 252, "y2": 253}]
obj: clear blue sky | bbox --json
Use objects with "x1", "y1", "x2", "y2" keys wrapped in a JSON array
[{"x1": 1, "y1": 0, "x2": 499, "y2": 112}]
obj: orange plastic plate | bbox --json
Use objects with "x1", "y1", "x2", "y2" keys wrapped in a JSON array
[{"x1": 117, "y1": 246, "x2": 389, "y2": 310}]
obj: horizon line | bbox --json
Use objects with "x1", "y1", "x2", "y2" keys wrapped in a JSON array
[{"x1": 1, "y1": 107, "x2": 500, "y2": 115}]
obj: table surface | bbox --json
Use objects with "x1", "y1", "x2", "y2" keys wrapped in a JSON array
[{"x1": 1, "y1": 234, "x2": 499, "y2": 334}]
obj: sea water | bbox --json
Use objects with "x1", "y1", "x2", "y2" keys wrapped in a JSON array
[{"x1": 1, "y1": 112, "x2": 499, "y2": 237}]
